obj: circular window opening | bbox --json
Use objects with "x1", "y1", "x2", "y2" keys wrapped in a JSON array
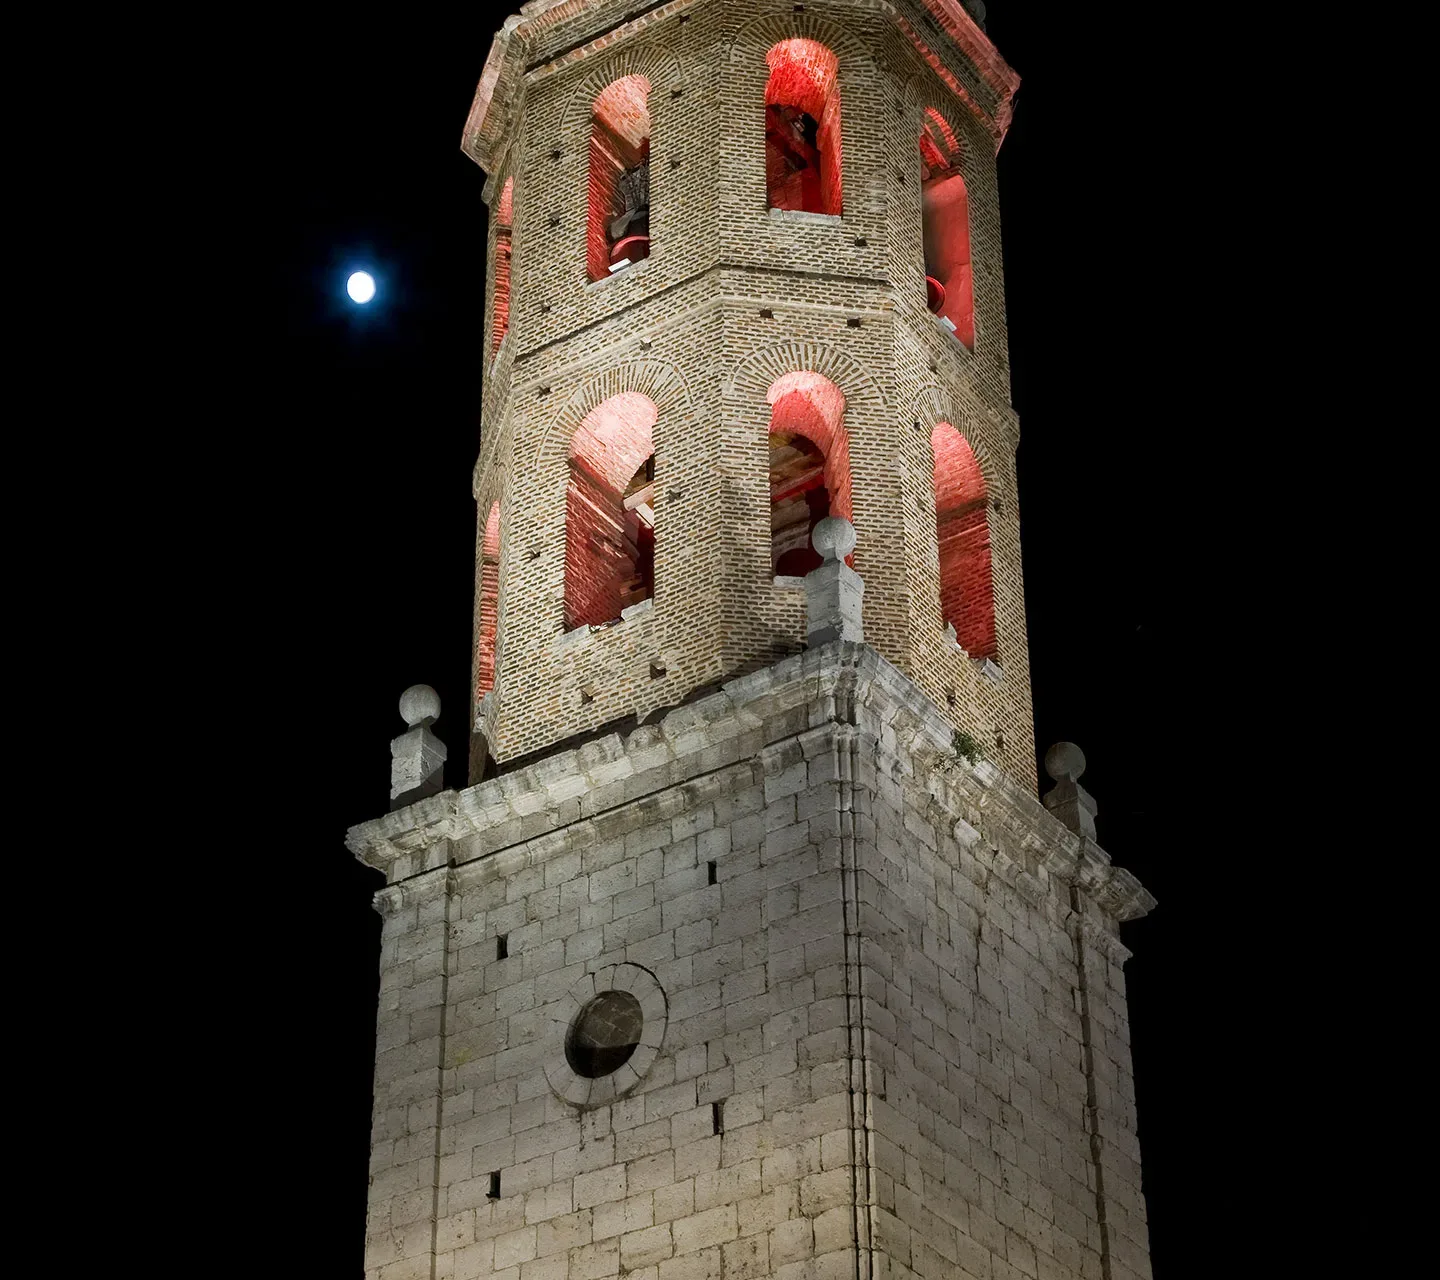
[{"x1": 566, "y1": 989, "x2": 644, "y2": 1078}]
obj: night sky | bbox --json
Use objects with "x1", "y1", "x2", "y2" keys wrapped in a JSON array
[{"x1": 280, "y1": 5, "x2": 1214, "y2": 1274}]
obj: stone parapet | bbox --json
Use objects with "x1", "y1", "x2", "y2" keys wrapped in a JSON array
[{"x1": 348, "y1": 640, "x2": 1152, "y2": 941}]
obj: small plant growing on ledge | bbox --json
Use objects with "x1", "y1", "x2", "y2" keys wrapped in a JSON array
[{"x1": 951, "y1": 729, "x2": 984, "y2": 766}]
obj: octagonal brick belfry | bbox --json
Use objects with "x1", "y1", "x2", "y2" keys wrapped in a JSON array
[
  {"x1": 466, "y1": 0, "x2": 1039, "y2": 788},
  {"x1": 346, "y1": 4, "x2": 1158, "y2": 1280}
]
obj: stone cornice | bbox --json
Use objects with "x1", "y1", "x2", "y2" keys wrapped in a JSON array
[
  {"x1": 460, "y1": 0, "x2": 1019, "y2": 171},
  {"x1": 346, "y1": 642, "x2": 1155, "y2": 938},
  {"x1": 829, "y1": 647, "x2": 1155, "y2": 952}
]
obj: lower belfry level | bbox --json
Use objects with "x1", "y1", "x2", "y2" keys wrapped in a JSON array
[{"x1": 348, "y1": 642, "x2": 1154, "y2": 1280}]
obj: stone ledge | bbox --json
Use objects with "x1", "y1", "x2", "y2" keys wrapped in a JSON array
[
  {"x1": 347, "y1": 641, "x2": 1154, "y2": 931},
  {"x1": 766, "y1": 208, "x2": 844, "y2": 229},
  {"x1": 584, "y1": 254, "x2": 656, "y2": 291}
]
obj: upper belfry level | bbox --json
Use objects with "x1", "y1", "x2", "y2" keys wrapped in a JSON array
[{"x1": 465, "y1": 0, "x2": 1036, "y2": 787}]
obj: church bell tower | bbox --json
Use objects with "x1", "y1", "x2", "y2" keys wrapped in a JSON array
[{"x1": 348, "y1": 3, "x2": 1157, "y2": 1278}]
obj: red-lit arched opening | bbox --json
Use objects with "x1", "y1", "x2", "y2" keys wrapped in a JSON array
[
  {"x1": 768, "y1": 371, "x2": 851, "y2": 576},
  {"x1": 764, "y1": 39, "x2": 842, "y2": 216},
  {"x1": 565, "y1": 392, "x2": 657, "y2": 628},
  {"x1": 491, "y1": 179, "x2": 513, "y2": 357},
  {"x1": 920, "y1": 110, "x2": 974, "y2": 351},
  {"x1": 476, "y1": 502, "x2": 501, "y2": 696},
  {"x1": 588, "y1": 76, "x2": 652, "y2": 282},
  {"x1": 931, "y1": 423, "x2": 995, "y2": 659}
]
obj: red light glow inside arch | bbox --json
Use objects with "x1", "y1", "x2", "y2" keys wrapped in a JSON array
[
  {"x1": 588, "y1": 76, "x2": 652, "y2": 282},
  {"x1": 767, "y1": 371, "x2": 852, "y2": 575},
  {"x1": 476, "y1": 502, "x2": 501, "y2": 696},
  {"x1": 566, "y1": 392, "x2": 658, "y2": 628},
  {"x1": 920, "y1": 109, "x2": 974, "y2": 351},
  {"x1": 930, "y1": 422, "x2": 994, "y2": 659},
  {"x1": 491, "y1": 178, "x2": 513, "y2": 357},
  {"x1": 764, "y1": 39, "x2": 843, "y2": 216}
]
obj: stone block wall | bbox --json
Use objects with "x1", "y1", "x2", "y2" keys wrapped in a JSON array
[
  {"x1": 858, "y1": 750, "x2": 1152, "y2": 1280},
  {"x1": 349, "y1": 644, "x2": 1153, "y2": 1280},
  {"x1": 466, "y1": 0, "x2": 1037, "y2": 790}
]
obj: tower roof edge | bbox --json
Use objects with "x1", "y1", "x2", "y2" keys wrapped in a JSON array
[
  {"x1": 917, "y1": 0, "x2": 1019, "y2": 100},
  {"x1": 460, "y1": 0, "x2": 1020, "y2": 169}
]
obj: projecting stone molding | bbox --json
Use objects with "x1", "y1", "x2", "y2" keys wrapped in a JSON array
[{"x1": 350, "y1": 638, "x2": 1153, "y2": 953}]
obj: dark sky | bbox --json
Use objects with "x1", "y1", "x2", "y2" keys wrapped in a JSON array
[{"x1": 280, "y1": 4, "x2": 1215, "y2": 1275}]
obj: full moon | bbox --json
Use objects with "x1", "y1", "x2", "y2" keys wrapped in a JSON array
[{"x1": 347, "y1": 271, "x2": 376, "y2": 303}]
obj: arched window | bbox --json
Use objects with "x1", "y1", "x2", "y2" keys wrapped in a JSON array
[
  {"x1": 491, "y1": 179, "x2": 513, "y2": 357},
  {"x1": 476, "y1": 502, "x2": 501, "y2": 696},
  {"x1": 764, "y1": 39, "x2": 842, "y2": 216},
  {"x1": 565, "y1": 393, "x2": 657, "y2": 628},
  {"x1": 588, "y1": 76, "x2": 652, "y2": 282},
  {"x1": 919, "y1": 110, "x2": 974, "y2": 351},
  {"x1": 931, "y1": 423, "x2": 995, "y2": 659},
  {"x1": 768, "y1": 371, "x2": 851, "y2": 576}
]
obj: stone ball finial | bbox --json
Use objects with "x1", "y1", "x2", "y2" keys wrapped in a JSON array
[
  {"x1": 1043, "y1": 742, "x2": 1086, "y2": 784},
  {"x1": 399, "y1": 684, "x2": 441, "y2": 727},
  {"x1": 811, "y1": 516, "x2": 856, "y2": 563}
]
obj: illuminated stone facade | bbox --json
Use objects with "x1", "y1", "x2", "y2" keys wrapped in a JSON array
[{"x1": 348, "y1": 4, "x2": 1157, "y2": 1279}]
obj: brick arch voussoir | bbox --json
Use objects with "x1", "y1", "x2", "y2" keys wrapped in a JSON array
[
  {"x1": 905, "y1": 85, "x2": 968, "y2": 170},
  {"x1": 561, "y1": 48, "x2": 686, "y2": 136},
  {"x1": 894, "y1": 32, "x2": 996, "y2": 149},
  {"x1": 726, "y1": 342, "x2": 887, "y2": 422},
  {"x1": 533, "y1": 359, "x2": 694, "y2": 480},
  {"x1": 727, "y1": 10, "x2": 869, "y2": 72}
]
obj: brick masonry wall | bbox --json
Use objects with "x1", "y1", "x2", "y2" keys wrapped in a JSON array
[
  {"x1": 469, "y1": 0, "x2": 1036, "y2": 792},
  {"x1": 350, "y1": 645, "x2": 1153, "y2": 1280}
]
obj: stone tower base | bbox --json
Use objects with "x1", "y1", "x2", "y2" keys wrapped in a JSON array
[{"x1": 348, "y1": 642, "x2": 1153, "y2": 1280}]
